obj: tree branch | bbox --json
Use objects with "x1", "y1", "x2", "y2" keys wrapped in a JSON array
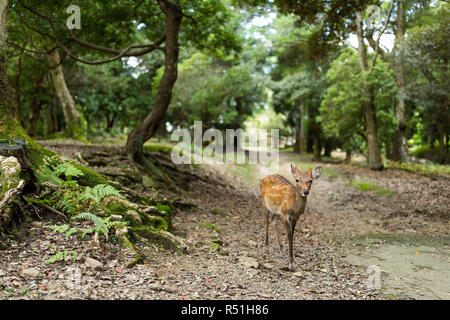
[{"x1": 369, "y1": 0, "x2": 395, "y2": 72}]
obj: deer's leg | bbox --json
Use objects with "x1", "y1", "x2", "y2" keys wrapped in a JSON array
[
  {"x1": 274, "y1": 215, "x2": 283, "y2": 254},
  {"x1": 263, "y1": 207, "x2": 270, "y2": 248},
  {"x1": 284, "y1": 219, "x2": 294, "y2": 271}
]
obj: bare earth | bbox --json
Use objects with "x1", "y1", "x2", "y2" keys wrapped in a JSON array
[{"x1": 0, "y1": 143, "x2": 448, "y2": 300}]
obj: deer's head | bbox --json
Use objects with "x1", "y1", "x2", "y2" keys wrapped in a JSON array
[{"x1": 290, "y1": 163, "x2": 322, "y2": 197}]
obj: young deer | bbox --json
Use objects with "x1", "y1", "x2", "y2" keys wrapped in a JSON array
[{"x1": 260, "y1": 164, "x2": 322, "y2": 271}]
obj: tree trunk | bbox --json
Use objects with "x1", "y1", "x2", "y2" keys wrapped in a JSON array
[
  {"x1": 392, "y1": 0, "x2": 408, "y2": 162},
  {"x1": 299, "y1": 101, "x2": 306, "y2": 154},
  {"x1": 27, "y1": 79, "x2": 44, "y2": 137},
  {"x1": 0, "y1": 0, "x2": 19, "y2": 137},
  {"x1": 438, "y1": 121, "x2": 444, "y2": 164},
  {"x1": 356, "y1": 10, "x2": 383, "y2": 170},
  {"x1": 125, "y1": 1, "x2": 182, "y2": 161},
  {"x1": 294, "y1": 115, "x2": 300, "y2": 153},
  {"x1": 47, "y1": 50, "x2": 85, "y2": 139},
  {"x1": 345, "y1": 149, "x2": 352, "y2": 164}
]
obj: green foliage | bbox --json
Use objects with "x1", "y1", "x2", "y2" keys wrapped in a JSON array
[
  {"x1": 54, "y1": 191, "x2": 79, "y2": 214},
  {"x1": 319, "y1": 48, "x2": 397, "y2": 153},
  {"x1": 399, "y1": 2, "x2": 450, "y2": 163},
  {"x1": 197, "y1": 222, "x2": 222, "y2": 233},
  {"x1": 210, "y1": 208, "x2": 229, "y2": 219},
  {"x1": 80, "y1": 184, "x2": 124, "y2": 203},
  {"x1": 71, "y1": 212, "x2": 128, "y2": 241},
  {"x1": 45, "y1": 224, "x2": 79, "y2": 238},
  {"x1": 386, "y1": 160, "x2": 450, "y2": 177},
  {"x1": 166, "y1": 52, "x2": 263, "y2": 129},
  {"x1": 351, "y1": 180, "x2": 394, "y2": 195},
  {"x1": 36, "y1": 157, "x2": 85, "y2": 187},
  {"x1": 44, "y1": 250, "x2": 78, "y2": 264}
]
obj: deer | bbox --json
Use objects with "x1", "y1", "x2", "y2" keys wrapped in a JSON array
[{"x1": 260, "y1": 163, "x2": 322, "y2": 271}]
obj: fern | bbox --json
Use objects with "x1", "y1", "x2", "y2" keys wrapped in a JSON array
[
  {"x1": 44, "y1": 250, "x2": 78, "y2": 264},
  {"x1": 45, "y1": 224, "x2": 79, "y2": 238},
  {"x1": 80, "y1": 184, "x2": 123, "y2": 203},
  {"x1": 36, "y1": 165, "x2": 65, "y2": 186},
  {"x1": 71, "y1": 212, "x2": 109, "y2": 240},
  {"x1": 55, "y1": 191, "x2": 78, "y2": 213},
  {"x1": 53, "y1": 163, "x2": 84, "y2": 179}
]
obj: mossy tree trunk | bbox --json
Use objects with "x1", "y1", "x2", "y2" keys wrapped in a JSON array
[{"x1": 47, "y1": 49, "x2": 85, "y2": 140}]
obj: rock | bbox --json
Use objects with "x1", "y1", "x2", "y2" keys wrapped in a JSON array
[
  {"x1": 292, "y1": 271, "x2": 303, "y2": 278},
  {"x1": 0, "y1": 269, "x2": 6, "y2": 276},
  {"x1": 193, "y1": 291, "x2": 200, "y2": 298},
  {"x1": 110, "y1": 215, "x2": 122, "y2": 221},
  {"x1": 219, "y1": 249, "x2": 229, "y2": 255},
  {"x1": 248, "y1": 240, "x2": 258, "y2": 247},
  {"x1": 238, "y1": 256, "x2": 259, "y2": 269},
  {"x1": 149, "y1": 282, "x2": 163, "y2": 291},
  {"x1": 21, "y1": 267, "x2": 40, "y2": 277},
  {"x1": 31, "y1": 221, "x2": 42, "y2": 228},
  {"x1": 85, "y1": 257, "x2": 103, "y2": 270}
]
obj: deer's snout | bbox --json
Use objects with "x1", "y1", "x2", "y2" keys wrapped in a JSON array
[{"x1": 302, "y1": 189, "x2": 309, "y2": 196}]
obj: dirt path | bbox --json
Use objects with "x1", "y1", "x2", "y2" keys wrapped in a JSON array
[{"x1": 0, "y1": 145, "x2": 448, "y2": 299}]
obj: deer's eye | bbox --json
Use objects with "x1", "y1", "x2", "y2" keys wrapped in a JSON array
[{"x1": 295, "y1": 179, "x2": 299, "y2": 182}]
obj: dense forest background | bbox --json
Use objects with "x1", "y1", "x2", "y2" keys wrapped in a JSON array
[{"x1": 3, "y1": 0, "x2": 449, "y2": 166}]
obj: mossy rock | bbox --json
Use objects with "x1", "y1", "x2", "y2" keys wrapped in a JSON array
[{"x1": 131, "y1": 226, "x2": 187, "y2": 252}]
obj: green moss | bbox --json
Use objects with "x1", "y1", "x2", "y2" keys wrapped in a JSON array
[
  {"x1": 131, "y1": 226, "x2": 180, "y2": 251},
  {"x1": 105, "y1": 202, "x2": 129, "y2": 215},
  {"x1": 155, "y1": 204, "x2": 172, "y2": 213},
  {"x1": 198, "y1": 222, "x2": 222, "y2": 233},
  {"x1": 121, "y1": 231, "x2": 144, "y2": 268},
  {"x1": 143, "y1": 215, "x2": 169, "y2": 231},
  {"x1": 143, "y1": 143, "x2": 173, "y2": 154},
  {"x1": 210, "y1": 208, "x2": 229, "y2": 218},
  {"x1": 71, "y1": 162, "x2": 109, "y2": 187}
]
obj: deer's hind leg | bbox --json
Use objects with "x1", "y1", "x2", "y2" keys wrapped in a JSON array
[
  {"x1": 274, "y1": 215, "x2": 283, "y2": 254},
  {"x1": 263, "y1": 200, "x2": 270, "y2": 248}
]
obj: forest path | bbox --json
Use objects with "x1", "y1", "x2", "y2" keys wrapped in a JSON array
[
  {"x1": 148, "y1": 150, "x2": 449, "y2": 299},
  {"x1": 0, "y1": 143, "x2": 448, "y2": 299}
]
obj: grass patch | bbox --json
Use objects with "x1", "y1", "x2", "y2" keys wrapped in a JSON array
[
  {"x1": 351, "y1": 180, "x2": 394, "y2": 195},
  {"x1": 210, "y1": 208, "x2": 229, "y2": 218},
  {"x1": 197, "y1": 222, "x2": 222, "y2": 233},
  {"x1": 143, "y1": 143, "x2": 173, "y2": 154},
  {"x1": 386, "y1": 160, "x2": 450, "y2": 177}
]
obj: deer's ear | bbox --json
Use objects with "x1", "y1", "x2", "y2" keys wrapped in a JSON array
[
  {"x1": 290, "y1": 163, "x2": 297, "y2": 175},
  {"x1": 311, "y1": 167, "x2": 322, "y2": 180}
]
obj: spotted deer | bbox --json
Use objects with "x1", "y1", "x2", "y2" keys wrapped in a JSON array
[{"x1": 260, "y1": 164, "x2": 322, "y2": 271}]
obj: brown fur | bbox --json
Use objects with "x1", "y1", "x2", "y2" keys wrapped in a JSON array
[{"x1": 260, "y1": 164, "x2": 322, "y2": 271}]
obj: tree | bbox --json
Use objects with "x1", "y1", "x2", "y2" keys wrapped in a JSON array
[
  {"x1": 320, "y1": 48, "x2": 397, "y2": 161},
  {"x1": 165, "y1": 52, "x2": 262, "y2": 130},
  {"x1": 269, "y1": 14, "x2": 333, "y2": 159},
  {"x1": 399, "y1": 2, "x2": 449, "y2": 163},
  {"x1": 8, "y1": 2, "x2": 86, "y2": 139},
  {"x1": 243, "y1": 0, "x2": 386, "y2": 168}
]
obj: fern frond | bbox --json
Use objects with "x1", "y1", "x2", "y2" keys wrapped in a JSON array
[
  {"x1": 53, "y1": 163, "x2": 84, "y2": 179},
  {"x1": 80, "y1": 184, "x2": 123, "y2": 203},
  {"x1": 71, "y1": 212, "x2": 109, "y2": 240}
]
